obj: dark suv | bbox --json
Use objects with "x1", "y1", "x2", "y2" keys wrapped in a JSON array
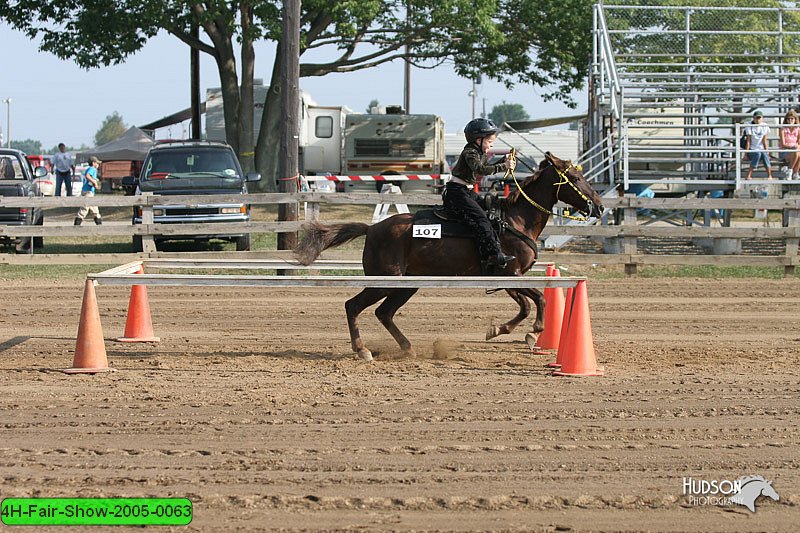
[
  {"x1": 123, "y1": 140, "x2": 261, "y2": 251},
  {"x1": 0, "y1": 148, "x2": 47, "y2": 252}
]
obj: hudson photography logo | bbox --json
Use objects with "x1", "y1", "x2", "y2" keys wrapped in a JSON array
[{"x1": 682, "y1": 475, "x2": 779, "y2": 512}]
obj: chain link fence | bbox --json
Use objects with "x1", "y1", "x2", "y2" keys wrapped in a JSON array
[{"x1": 604, "y1": 4, "x2": 800, "y2": 72}]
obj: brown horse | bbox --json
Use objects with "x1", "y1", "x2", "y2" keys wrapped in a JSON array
[{"x1": 294, "y1": 152, "x2": 604, "y2": 361}]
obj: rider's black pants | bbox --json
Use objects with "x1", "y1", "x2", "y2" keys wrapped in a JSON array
[{"x1": 442, "y1": 182, "x2": 500, "y2": 259}]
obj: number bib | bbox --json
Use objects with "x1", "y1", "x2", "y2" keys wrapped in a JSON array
[{"x1": 412, "y1": 224, "x2": 442, "y2": 239}]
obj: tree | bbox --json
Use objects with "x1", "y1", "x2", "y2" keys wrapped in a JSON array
[
  {"x1": 489, "y1": 102, "x2": 529, "y2": 125},
  {"x1": 95, "y1": 112, "x2": 127, "y2": 146},
  {"x1": 366, "y1": 99, "x2": 380, "y2": 114},
  {"x1": 10, "y1": 139, "x2": 42, "y2": 155},
  {"x1": 47, "y1": 143, "x2": 89, "y2": 154},
  {"x1": 0, "y1": 0, "x2": 596, "y2": 191}
]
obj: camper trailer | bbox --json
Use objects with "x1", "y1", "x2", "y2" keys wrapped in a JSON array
[
  {"x1": 307, "y1": 108, "x2": 446, "y2": 192},
  {"x1": 206, "y1": 83, "x2": 446, "y2": 192}
]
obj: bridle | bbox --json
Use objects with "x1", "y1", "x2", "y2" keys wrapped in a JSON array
[{"x1": 505, "y1": 150, "x2": 596, "y2": 222}]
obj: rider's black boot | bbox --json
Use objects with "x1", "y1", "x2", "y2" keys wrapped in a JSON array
[
  {"x1": 487, "y1": 251, "x2": 516, "y2": 268},
  {"x1": 481, "y1": 247, "x2": 516, "y2": 276}
]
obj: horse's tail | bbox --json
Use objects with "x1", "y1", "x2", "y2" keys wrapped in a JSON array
[{"x1": 293, "y1": 221, "x2": 369, "y2": 265}]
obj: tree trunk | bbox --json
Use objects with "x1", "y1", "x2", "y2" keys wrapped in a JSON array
[
  {"x1": 215, "y1": 39, "x2": 241, "y2": 156},
  {"x1": 254, "y1": 44, "x2": 283, "y2": 192},
  {"x1": 238, "y1": 4, "x2": 255, "y2": 174}
]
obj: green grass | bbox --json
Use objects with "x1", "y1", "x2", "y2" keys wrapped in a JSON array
[
  {"x1": 0, "y1": 264, "x2": 119, "y2": 280},
  {"x1": 3, "y1": 260, "x2": 795, "y2": 282},
  {"x1": 564, "y1": 264, "x2": 796, "y2": 280}
]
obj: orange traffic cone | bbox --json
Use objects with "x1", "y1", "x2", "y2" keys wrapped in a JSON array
[
  {"x1": 473, "y1": 182, "x2": 480, "y2": 193},
  {"x1": 553, "y1": 280, "x2": 604, "y2": 377},
  {"x1": 546, "y1": 286, "x2": 573, "y2": 368},
  {"x1": 532, "y1": 267, "x2": 566, "y2": 354},
  {"x1": 64, "y1": 280, "x2": 115, "y2": 374},
  {"x1": 503, "y1": 184, "x2": 510, "y2": 197},
  {"x1": 116, "y1": 267, "x2": 160, "y2": 343}
]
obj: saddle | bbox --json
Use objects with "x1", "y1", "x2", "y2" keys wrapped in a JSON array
[
  {"x1": 412, "y1": 194, "x2": 539, "y2": 257},
  {"x1": 412, "y1": 193, "x2": 505, "y2": 239}
]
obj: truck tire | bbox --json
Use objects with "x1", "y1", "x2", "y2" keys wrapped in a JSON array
[
  {"x1": 15, "y1": 237, "x2": 32, "y2": 253},
  {"x1": 235, "y1": 234, "x2": 251, "y2": 251},
  {"x1": 33, "y1": 214, "x2": 44, "y2": 249},
  {"x1": 132, "y1": 235, "x2": 143, "y2": 253}
]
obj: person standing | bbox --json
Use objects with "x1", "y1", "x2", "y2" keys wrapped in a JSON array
[
  {"x1": 745, "y1": 110, "x2": 773, "y2": 180},
  {"x1": 74, "y1": 156, "x2": 102, "y2": 225},
  {"x1": 52, "y1": 143, "x2": 75, "y2": 196}
]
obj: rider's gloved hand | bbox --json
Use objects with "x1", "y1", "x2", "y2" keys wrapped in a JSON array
[{"x1": 503, "y1": 155, "x2": 516, "y2": 170}]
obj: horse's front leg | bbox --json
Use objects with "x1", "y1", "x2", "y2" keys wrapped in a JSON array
[
  {"x1": 521, "y1": 287, "x2": 545, "y2": 332},
  {"x1": 345, "y1": 288, "x2": 389, "y2": 361},
  {"x1": 486, "y1": 288, "x2": 533, "y2": 340},
  {"x1": 517, "y1": 288, "x2": 545, "y2": 349}
]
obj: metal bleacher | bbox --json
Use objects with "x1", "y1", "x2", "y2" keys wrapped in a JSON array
[{"x1": 585, "y1": 3, "x2": 800, "y2": 196}]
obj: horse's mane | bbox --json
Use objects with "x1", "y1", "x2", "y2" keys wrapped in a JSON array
[
  {"x1": 506, "y1": 160, "x2": 550, "y2": 205},
  {"x1": 738, "y1": 475, "x2": 768, "y2": 485}
]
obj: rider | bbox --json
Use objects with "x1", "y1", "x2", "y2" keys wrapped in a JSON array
[{"x1": 444, "y1": 118, "x2": 516, "y2": 268}]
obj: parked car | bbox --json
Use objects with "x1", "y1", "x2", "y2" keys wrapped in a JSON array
[
  {"x1": 0, "y1": 148, "x2": 47, "y2": 251},
  {"x1": 27, "y1": 154, "x2": 84, "y2": 196},
  {"x1": 122, "y1": 140, "x2": 261, "y2": 252},
  {"x1": 32, "y1": 172, "x2": 56, "y2": 196}
]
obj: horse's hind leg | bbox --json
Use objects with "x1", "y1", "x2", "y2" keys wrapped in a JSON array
[
  {"x1": 486, "y1": 288, "x2": 538, "y2": 340},
  {"x1": 518, "y1": 288, "x2": 545, "y2": 348},
  {"x1": 374, "y1": 288, "x2": 419, "y2": 358},
  {"x1": 345, "y1": 288, "x2": 389, "y2": 361}
]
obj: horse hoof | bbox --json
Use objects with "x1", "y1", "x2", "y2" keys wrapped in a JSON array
[
  {"x1": 357, "y1": 349, "x2": 373, "y2": 362},
  {"x1": 525, "y1": 332, "x2": 540, "y2": 350},
  {"x1": 486, "y1": 325, "x2": 500, "y2": 340}
]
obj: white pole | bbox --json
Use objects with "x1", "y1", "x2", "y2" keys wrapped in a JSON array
[{"x1": 3, "y1": 98, "x2": 10, "y2": 148}]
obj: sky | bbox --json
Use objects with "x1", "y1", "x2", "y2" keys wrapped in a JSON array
[{"x1": 1, "y1": 23, "x2": 586, "y2": 153}]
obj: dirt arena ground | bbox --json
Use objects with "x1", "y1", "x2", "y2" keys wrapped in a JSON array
[{"x1": 1, "y1": 276, "x2": 799, "y2": 531}]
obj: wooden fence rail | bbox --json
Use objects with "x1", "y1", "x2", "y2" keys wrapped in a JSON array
[
  {"x1": 2, "y1": 192, "x2": 800, "y2": 209},
  {"x1": 1, "y1": 192, "x2": 798, "y2": 273}
]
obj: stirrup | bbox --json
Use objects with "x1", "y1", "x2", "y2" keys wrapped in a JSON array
[{"x1": 487, "y1": 252, "x2": 515, "y2": 268}]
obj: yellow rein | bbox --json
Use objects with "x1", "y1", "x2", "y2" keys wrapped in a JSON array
[{"x1": 504, "y1": 149, "x2": 592, "y2": 222}]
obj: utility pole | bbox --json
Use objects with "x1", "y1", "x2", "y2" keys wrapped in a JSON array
[
  {"x1": 468, "y1": 76, "x2": 481, "y2": 119},
  {"x1": 403, "y1": 1, "x2": 411, "y2": 113},
  {"x1": 404, "y1": 44, "x2": 411, "y2": 113},
  {"x1": 278, "y1": 0, "x2": 300, "y2": 253},
  {"x1": 190, "y1": 24, "x2": 201, "y2": 139},
  {"x1": 469, "y1": 80, "x2": 476, "y2": 119}
]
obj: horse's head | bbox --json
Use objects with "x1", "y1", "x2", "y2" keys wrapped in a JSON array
[
  {"x1": 760, "y1": 480, "x2": 780, "y2": 501},
  {"x1": 730, "y1": 476, "x2": 780, "y2": 512},
  {"x1": 538, "y1": 152, "x2": 604, "y2": 219}
]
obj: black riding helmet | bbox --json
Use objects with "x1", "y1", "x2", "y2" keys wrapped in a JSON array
[{"x1": 464, "y1": 118, "x2": 501, "y2": 144}]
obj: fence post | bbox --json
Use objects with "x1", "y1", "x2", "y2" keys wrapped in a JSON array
[
  {"x1": 140, "y1": 193, "x2": 157, "y2": 254},
  {"x1": 784, "y1": 205, "x2": 799, "y2": 277},
  {"x1": 622, "y1": 194, "x2": 637, "y2": 275}
]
